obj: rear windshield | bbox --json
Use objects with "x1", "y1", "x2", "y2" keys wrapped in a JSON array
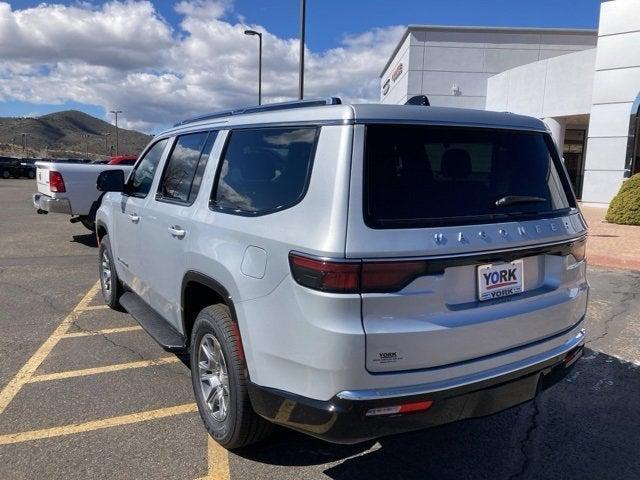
[{"x1": 364, "y1": 125, "x2": 575, "y2": 228}]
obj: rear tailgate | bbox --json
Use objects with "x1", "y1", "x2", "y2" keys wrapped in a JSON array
[
  {"x1": 35, "y1": 161, "x2": 53, "y2": 196},
  {"x1": 346, "y1": 124, "x2": 589, "y2": 373}
]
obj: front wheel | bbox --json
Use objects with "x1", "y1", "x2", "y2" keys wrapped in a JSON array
[
  {"x1": 190, "y1": 305, "x2": 272, "y2": 449},
  {"x1": 98, "y1": 234, "x2": 124, "y2": 310}
]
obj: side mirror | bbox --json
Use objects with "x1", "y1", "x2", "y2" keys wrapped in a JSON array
[{"x1": 97, "y1": 169, "x2": 125, "y2": 192}]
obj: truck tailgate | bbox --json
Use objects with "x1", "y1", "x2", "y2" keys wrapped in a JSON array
[{"x1": 35, "y1": 162, "x2": 53, "y2": 196}]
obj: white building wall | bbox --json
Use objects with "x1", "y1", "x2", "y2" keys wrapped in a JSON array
[
  {"x1": 380, "y1": 27, "x2": 597, "y2": 109},
  {"x1": 485, "y1": 48, "x2": 596, "y2": 118},
  {"x1": 582, "y1": 0, "x2": 640, "y2": 204}
]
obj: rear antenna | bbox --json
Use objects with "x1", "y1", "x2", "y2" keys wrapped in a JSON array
[{"x1": 405, "y1": 95, "x2": 430, "y2": 106}]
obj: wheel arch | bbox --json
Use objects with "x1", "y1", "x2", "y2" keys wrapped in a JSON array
[{"x1": 181, "y1": 271, "x2": 243, "y2": 351}]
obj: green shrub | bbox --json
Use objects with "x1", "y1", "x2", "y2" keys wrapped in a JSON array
[{"x1": 605, "y1": 173, "x2": 640, "y2": 225}]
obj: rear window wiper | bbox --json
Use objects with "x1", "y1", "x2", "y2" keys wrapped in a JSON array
[{"x1": 494, "y1": 195, "x2": 547, "y2": 208}]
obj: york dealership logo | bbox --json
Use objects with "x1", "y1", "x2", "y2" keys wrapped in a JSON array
[
  {"x1": 382, "y1": 79, "x2": 391, "y2": 96},
  {"x1": 382, "y1": 62, "x2": 403, "y2": 96},
  {"x1": 391, "y1": 62, "x2": 403, "y2": 81}
]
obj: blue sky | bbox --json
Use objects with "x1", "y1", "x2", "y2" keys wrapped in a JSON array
[
  {"x1": 8, "y1": 0, "x2": 602, "y2": 51},
  {"x1": 1, "y1": 0, "x2": 603, "y2": 129}
]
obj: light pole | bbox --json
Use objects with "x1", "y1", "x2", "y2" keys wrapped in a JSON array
[
  {"x1": 298, "y1": 0, "x2": 306, "y2": 100},
  {"x1": 110, "y1": 110, "x2": 123, "y2": 156},
  {"x1": 103, "y1": 133, "x2": 111, "y2": 156},
  {"x1": 21, "y1": 133, "x2": 28, "y2": 152},
  {"x1": 83, "y1": 134, "x2": 90, "y2": 158},
  {"x1": 244, "y1": 29, "x2": 263, "y2": 105}
]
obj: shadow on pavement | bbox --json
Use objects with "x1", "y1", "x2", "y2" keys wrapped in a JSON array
[
  {"x1": 238, "y1": 349, "x2": 640, "y2": 479},
  {"x1": 71, "y1": 233, "x2": 98, "y2": 248}
]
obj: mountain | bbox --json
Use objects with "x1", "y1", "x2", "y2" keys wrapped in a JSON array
[{"x1": 0, "y1": 110, "x2": 152, "y2": 159}]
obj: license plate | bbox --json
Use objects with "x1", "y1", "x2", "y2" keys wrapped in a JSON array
[{"x1": 477, "y1": 259, "x2": 524, "y2": 301}]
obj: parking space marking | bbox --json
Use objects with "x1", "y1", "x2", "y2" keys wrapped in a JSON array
[
  {"x1": 62, "y1": 326, "x2": 143, "y2": 338},
  {"x1": 77, "y1": 305, "x2": 110, "y2": 311},
  {"x1": 28, "y1": 357, "x2": 182, "y2": 383},
  {"x1": 0, "y1": 281, "x2": 100, "y2": 414},
  {"x1": 0, "y1": 403, "x2": 198, "y2": 446},
  {"x1": 197, "y1": 436, "x2": 230, "y2": 480}
]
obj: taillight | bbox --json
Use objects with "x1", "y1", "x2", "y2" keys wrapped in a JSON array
[
  {"x1": 361, "y1": 261, "x2": 427, "y2": 293},
  {"x1": 289, "y1": 253, "x2": 429, "y2": 294},
  {"x1": 568, "y1": 238, "x2": 586, "y2": 262},
  {"x1": 289, "y1": 254, "x2": 360, "y2": 293},
  {"x1": 49, "y1": 171, "x2": 65, "y2": 193}
]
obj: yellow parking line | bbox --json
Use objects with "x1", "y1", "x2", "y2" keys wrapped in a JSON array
[
  {"x1": 0, "y1": 281, "x2": 100, "y2": 414},
  {"x1": 62, "y1": 326, "x2": 143, "y2": 338},
  {"x1": 77, "y1": 305, "x2": 109, "y2": 311},
  {"x1": 0, "y1": 403, "x2": 198, "y2": 446},
  {"x1": 197, "y1": 436, "x2": 230, "y2": 480},
  {"x1": 28, "y1": 357, "x2": 182, "y2": 383}
]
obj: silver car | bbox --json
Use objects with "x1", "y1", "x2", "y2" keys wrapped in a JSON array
[{"x1": 95, "y1": 98, "x2": 588, "y2": 449}]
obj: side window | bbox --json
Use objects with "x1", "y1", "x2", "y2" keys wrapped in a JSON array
[
  {"x1": 127, "y1": 139, "x2": 169, "y2": 197},
  {"x1": 157, "y1": 131, "x2": 216, "y2": 204},
  {"x1": 211, "y1": 127, "x2": 317, "y2": 215}
]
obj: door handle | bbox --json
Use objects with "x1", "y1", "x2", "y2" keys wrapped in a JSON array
[
  {"x1": 168, "y1": 226, "x2": 186, "y2": 238},
  {"x1": 128, "y1": 213, "x2": 140, "y2": 223}
]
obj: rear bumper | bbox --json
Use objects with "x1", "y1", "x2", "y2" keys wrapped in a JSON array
[
  {"x1": 248, "y1": 328, "x2": 585, "y2": 444},
  {"x1": 32, "y1": 193, "x2": 71, "y2": 214}
]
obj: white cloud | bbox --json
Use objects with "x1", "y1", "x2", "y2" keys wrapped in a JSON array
[{"x1": 0, "y1": 1, "x2": 403, "y2": 132}]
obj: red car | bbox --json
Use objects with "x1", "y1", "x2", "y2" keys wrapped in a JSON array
[{"x1": 108, "y1": 155, "x2": 137, "y2": 165}]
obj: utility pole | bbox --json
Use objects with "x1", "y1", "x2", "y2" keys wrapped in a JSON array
[
  {"x1": 298, "y1": 0, "x2": 306, "y2": 100},
  {"x1": 110, "y1": 110, "x2": 123, "y2": 156},
  {"x1": 103, "y1": 133, "x2": 111, "y2": 156},
  {"x1": 244, "y1": 30, "x2": 263, "y2": 105},
  {"x1": 21, "y1": 133, "x2": 28, "y2": 152},
  {"x1": 84, "y1": 134, "x2": 90, "y2": 158}
]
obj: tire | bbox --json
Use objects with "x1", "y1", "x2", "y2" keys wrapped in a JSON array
[
  {"x1": 1, "y1": 170, "x2": 9, "y2": 179},
  {"x1": 98, "y1": 234, "x2": 124, "y2": 311},
  {"x1": 190, "y1": 305, "x2": 272, "y2": 449},
  {"x1": 27, "y1": 170, "x2": 36, "y2": 179}
]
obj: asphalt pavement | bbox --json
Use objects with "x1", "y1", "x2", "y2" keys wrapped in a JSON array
[{"x1": 1, "y1": 178, "x2": 639, "y2": 480}]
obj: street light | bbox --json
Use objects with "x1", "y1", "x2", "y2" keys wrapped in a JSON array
[
  {"x1": 110, "y1": 110, "x2": 123, "y2": 156},
  {"x1": 103, "y1": 133, "x2": 111, "y2": 156},
  {"x1": 298, "y1": 0, "x2": 306, "y2": 100},
  {"x1": 21, "y1": 133, "x2": 28, "y2": 152},
  {"x1": 83, "y1": 134, "x2": 90, "y2": 158},
  {"x1": 244, "y1": 29, "x2": 263, "y2": 105}
]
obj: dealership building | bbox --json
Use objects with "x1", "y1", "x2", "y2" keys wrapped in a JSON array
[{"x1": 380, "y1": 0, "x2": 640, "y2": 205}]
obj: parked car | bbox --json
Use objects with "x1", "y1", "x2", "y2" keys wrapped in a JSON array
[
  {"x1": 17, "y1": 159, "x2": 36, "y2": 179},
  {"x1": 0, "y1": 157, "x2": 20, "y2": 179},
  {"x1": 32, "y1": 160, "x2": 133, "y2": 231},
  {"x1": 109, "y1": 155, "x2": 138, "y2": 165},
  {"x1": 95, "y1": 98, "x2": 588, "y2": 449}
]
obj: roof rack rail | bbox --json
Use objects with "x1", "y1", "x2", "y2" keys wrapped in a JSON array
[{"x1": 174, "y1": 97, "x2": 342, "y2": 127}]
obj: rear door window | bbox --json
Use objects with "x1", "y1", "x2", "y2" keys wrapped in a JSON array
[
  {"x1": 211, "y1": 127, "x2": 318, "y2": 215},
  {"x1": 364, "y1": 125, "x2": 575, "y2": 228}
]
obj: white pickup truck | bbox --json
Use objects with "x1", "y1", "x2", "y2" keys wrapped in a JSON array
[{"x1": 32, "y1": 160, "x2": 134, "y2": 231}]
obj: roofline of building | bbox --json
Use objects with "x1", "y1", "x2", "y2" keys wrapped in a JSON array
[{"x1": 380, "y1": 24, "x2": 599, "y2": 78}]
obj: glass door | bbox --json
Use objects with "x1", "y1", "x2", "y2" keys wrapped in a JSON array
[{"x1": 563, "y1": 129, "x2": 586, "y2": 199}]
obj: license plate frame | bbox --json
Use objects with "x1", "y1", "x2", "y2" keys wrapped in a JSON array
[{"x1": 477, "y1": 259, "x2": 524, "y2": 301}]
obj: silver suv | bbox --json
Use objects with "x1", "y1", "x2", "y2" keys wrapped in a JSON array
[{"x1": 95, "y1": 98, "x2": 588, "y2": 449}]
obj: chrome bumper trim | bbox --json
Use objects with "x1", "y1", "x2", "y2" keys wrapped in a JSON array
[{"x1": 32, "y1": 193, "x2": 72, "y2": 215}]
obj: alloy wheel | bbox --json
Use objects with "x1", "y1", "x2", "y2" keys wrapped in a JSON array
[{"x1": 198, "y1": 333, "x2": 230, "y2": 421}]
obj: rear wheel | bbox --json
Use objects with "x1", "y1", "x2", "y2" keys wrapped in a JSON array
[
  {"x1": 190, "y1": 305, "x2": 272, "y2": 449},
  {"x1": 1, "y1": 170, "x2": 9, "y2": 179},
  {"x1": 27, "y1": 169, "x2": 36, "y2": 179},
  {"x1": 98, "y1": 234, "x2": 124, "y2": 310}
]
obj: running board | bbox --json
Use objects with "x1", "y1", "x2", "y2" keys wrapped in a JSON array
[{"x1": 119, "y1": 292, "x2": 187, "y2": 353}]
